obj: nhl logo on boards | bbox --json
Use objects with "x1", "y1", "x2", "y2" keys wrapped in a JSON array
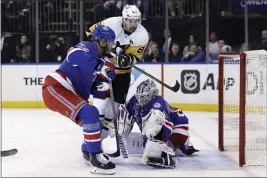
[
  {"x1": 184, "y1": 73, "x2": 197, "y2": 91},
  {"x1": 181, "y1": 70, "x2": 200, "y2": 94}
]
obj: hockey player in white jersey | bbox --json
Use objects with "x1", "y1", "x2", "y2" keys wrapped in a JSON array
[
  {"x1": 117, "y1": 79, "x2": 199, "y2": 168},
  {"x1": 86, "y1": 4, "x2": 149, "y2": 140}
]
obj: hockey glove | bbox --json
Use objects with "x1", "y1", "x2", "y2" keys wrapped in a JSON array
[
  {"x1": 117, "y1": 53, "x2": 135, "y2": 68},
  {"x1": 96, "y1": 58, "x2": 116, "y2": 80},
  {"x1": 90, "y1": 82, "x2": 110, "y2": 100},
  {"x1": 113, "y1": 41, "x2": 130, "y2": 55}
]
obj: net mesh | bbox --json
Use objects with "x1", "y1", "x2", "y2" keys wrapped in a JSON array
[{"x1": 222, "y1": 50, "x2": 267, "y2": 166}]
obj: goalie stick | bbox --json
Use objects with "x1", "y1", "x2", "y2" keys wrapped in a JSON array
[
  {"x1": 109, "y1": 52, "x2": 180, "y2": 92},
  {"x1": 1, "y1": 148, "x2": 18, "y2": 157},
  {"x1": 106, "y1": 78, "x2": 129, "y2": 159}
]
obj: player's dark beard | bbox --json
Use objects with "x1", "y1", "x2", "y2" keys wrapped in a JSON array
[
  {"x1": 122, "y1": 23, "x2": 136, "y2": 35},
  {"x1": 103, "y1": 46, "x2": 112, "y2": 56}
]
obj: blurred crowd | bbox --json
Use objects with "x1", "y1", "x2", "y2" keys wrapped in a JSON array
[
  {"x1": 143, "y1": 30, "x2": 267, "y2": 63},
  {"x1": 1, "y1": 0, "x2": 267, "y2": 63}
]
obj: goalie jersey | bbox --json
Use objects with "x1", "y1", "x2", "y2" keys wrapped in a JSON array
[
  {"x1": 87, "y1": 17, "x2": 149, "y2": 74},
  {"x1": 120, "y1": 95, "x2": 189, "y2": 141}
]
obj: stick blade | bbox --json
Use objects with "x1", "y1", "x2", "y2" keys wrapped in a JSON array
[
  {"x1": 171, "y1": 80, "x2": 180, "y2": 92},
  {"x1": 106, "y1": 151, "x2": 120, "y2": 158},
  {"x1": 1, "y1": 148, "x2": 18, "y2": 157}
]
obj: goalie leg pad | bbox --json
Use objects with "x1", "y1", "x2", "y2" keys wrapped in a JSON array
[
  {"x1": 118, "y1": 104, "x2": 135, "y2": 138},
  {"x1": 144, "y1": 155, "x2": 176, "y2": 169},
  {"x1": 142, "y1": 139, "x2": 175, "y2": 168},
  {"x1": 125, "y1": 132, "x2": 144, "y2": 155}
]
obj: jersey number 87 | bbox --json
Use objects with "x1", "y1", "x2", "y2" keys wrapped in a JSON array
[{"x1": 137, "y1": 46, "x2": 145, "y2": 53}]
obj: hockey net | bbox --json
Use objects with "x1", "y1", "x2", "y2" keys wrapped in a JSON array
[{"x1": 218, "y1": 50, "x2": 267, "y2": 167}]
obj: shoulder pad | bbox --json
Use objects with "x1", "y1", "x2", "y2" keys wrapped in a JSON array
[
  {"x1": 131, "y1": 25, "x2": 149, "y2": 45},
  {"x1": 103, "y1": 17, "x2": 123, "y2": 31}
]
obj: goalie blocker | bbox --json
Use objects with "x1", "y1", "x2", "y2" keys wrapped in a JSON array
[{"x1": 116, "y1": 79, "x2": 198, "y2": 168}]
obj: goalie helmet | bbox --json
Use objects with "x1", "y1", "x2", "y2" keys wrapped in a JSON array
[{"x1": 135, "y1": 79, "x2": 159, "y2": 106}]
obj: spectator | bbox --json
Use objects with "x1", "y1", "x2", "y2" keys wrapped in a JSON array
[
  {"x1": 11, "y1": 34, "x2": 32, "y2": 63},
  {"x1": 257, "y1": 29, "x2": 267, "y2": 50},
  {"x1": 45, "y1": 36, "x2": 66, "y2": 62},
  {"x1": 162, "y1": 30, "x2": 174, "y2": 53},
  {"x1": 1, "y1": 35, "x2": 4, "y2": 51},
  {"x1": 208, "y1": 32, "x2": 219, "y2": 61},
  {"x1": 181, "y1": 44, "x2": 205, "y2": 62},
  {"x1": 144, "y1": 32, "x2": 154, "y2": 55},
  {"x1": 142, "y1": 0, "x2": 149, "y2": 19},
  {"x1": 169, "y1": 43, "x2": 182, "y2": 62},
  {"x1": 116, "y1": 0, "x2": 129, "y2": 10},
  {"x1": 240, "y1": 42, "x2": 250, "y2": 52},
  {"x1": 56, "y1": 36, "x2": 67, "y2": 62},
  {"x1": 143, "y1": 42, "x2": 165, "y2": 62},
  {"x1": 103, "y1": 0, "x2": 114, "y2": 9},
  {"x1": 183, "y1": 35, "x2": 202, "y2": 57},
  {"x1": 218, "y1": 39, "x2": 232, "y2": 52},
  {"x1": 167, "y1": 0, "x2": 176, "y2": 16},
  {"x1": 89, "y1": 0, "x2": 106, "y2": 22}
]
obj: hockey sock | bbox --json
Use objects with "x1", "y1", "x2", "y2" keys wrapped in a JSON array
[{"x1": 78, "y1": 104, "x2": 102, "y2": 153}]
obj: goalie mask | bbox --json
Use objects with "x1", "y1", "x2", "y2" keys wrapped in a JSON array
[{"x1": 135, "y1": 79, "x2": 159, "y2": 106}]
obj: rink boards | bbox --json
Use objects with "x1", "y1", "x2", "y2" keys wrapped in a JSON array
[{"x1": 1, "y1": 63, "x2": 266, "y2": 112}]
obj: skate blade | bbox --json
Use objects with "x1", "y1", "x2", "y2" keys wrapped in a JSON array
[
  {"x1": 90, "y1": 167, "x2": 116, "y2": 175},
  {"x1": 84, "y1": 158, "x2": 116, "y2": 175},
  {"x1": 146, "y1": 161, "x2": 176, "y2": 169}
]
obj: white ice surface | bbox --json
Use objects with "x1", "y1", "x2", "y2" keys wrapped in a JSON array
[{"x1": 2, "y1": 109, "x2": 266, "y2": 177}]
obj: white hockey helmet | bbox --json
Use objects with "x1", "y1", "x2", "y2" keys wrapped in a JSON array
[{"x1": 122, "y1": 4, "x2": 141, "y2": 22}]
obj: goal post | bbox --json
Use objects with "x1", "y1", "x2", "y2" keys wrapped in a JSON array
[{"x1": 218, "y1": 50, "x2": 267, "y2": 167}]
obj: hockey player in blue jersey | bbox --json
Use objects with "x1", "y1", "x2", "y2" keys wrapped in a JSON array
[
  {"x1": 42, "y1": 25, "x2": 117, "y2": 175},
  {"x1": 115, "y1": 79, "x2": 199, "y2": 168}
]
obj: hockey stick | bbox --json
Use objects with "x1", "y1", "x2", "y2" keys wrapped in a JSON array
[
  {"x1": 1, "y1": 148, "x2": 18, "y2": 157},
  {"x1": 109, "y1": 52, "x2": 180, "y2": 92},
  {"x1": 132, "y1": 65, "x2": 180, "y2": 92},
  {"x1": 106, "y1": 78, "x2": 129, "y2": 159},
  {"x1": 95, "y1": 62, "x2": 128, "y2": 159}
]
